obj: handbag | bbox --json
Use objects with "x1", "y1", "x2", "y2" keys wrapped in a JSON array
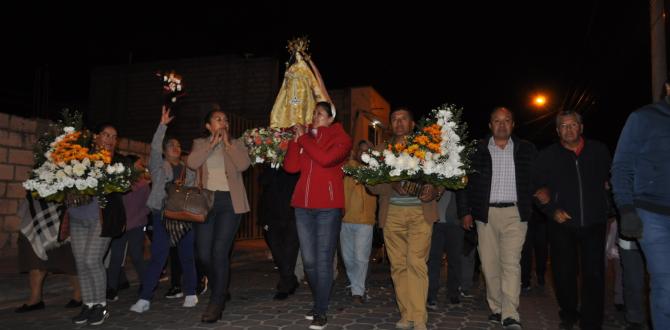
[{"x1": 163, "y1": 166, "x2": 214, "y2": 223}]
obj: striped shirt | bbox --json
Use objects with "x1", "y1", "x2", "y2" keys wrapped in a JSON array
[{"x1": 488, "y1": 137, "x2": 517, "y2": 203}]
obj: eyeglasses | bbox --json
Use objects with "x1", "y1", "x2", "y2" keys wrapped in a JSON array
[{"x1": 559, "y1": 123, "x2": 580, "y2": 129}]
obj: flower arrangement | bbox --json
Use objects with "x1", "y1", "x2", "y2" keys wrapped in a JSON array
[
  {"x1": 344, "y1": 103, "x2": 475, "y2": 190},
  {"x1": 22, "y1": 110, "x2": 134, "y2": 207},
  {"x1": 241, "y1": 127, "x2": 294, "y2": 168},
  {"x1": 156, "y1": 70, "x2": 186, "y2": 104}
]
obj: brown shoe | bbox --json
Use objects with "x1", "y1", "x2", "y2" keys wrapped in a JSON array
[{"x1": 201, "y1": 303, "x2": 223, "y2": 323}]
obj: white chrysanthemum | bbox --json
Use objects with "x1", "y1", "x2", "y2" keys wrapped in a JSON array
[
  {"x1": 63, "y1": 165, "x2": 73, "y2": 176},
  {"x1": 82, "y1": 158, "x2": 91, "y2": 167},
  {"x1": 95, "y1": 161, "x2": 104, "y2": 168},
  {"x1": 255, "y1": 156, "x2": 264, "y2": 164},
  {"x1": 86, "y1": 177, "x2": 98, "y2": 189},
  {"x1": 371, "y1": 150, "x2": 380, "y2": 157},
  {"x1": 72, "y1": 163, "x2": 86, "y2": 177},
  {"x1": 63, "y1": 177, "x2": 75, "y2": 188},
  {"x1": 63, "y1": 126, "x2": 75, "y2": 133},
  {"x1": 368, "y1": 158, "x2": 380, "y2": 169},
  {"x1": 75, "y1": 179, "x2": 88, "y2": 191},
  {"x1": 114, "y1": 163, "x2": 125, "y2": 174},
  {"x1": 360, "y1": 153, "x2": 371, "y2": 164},
  {"x1": 106, "y1": 165, "x2": 116, "y2": 175},
  {"x1": 55, "y1": 170, "x2": 67, "y2": 180}
]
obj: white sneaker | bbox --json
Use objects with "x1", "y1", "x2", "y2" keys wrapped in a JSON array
[
  {"x1": 183, "y1": 295, "x2": 198, "y2": 308},
  {"x1": 129, "y1": 299, "x2": 150, "y2": 313}
]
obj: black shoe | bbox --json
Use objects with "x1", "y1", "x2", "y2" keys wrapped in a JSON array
[
  {"x1": 15, "y1": 301, "x2": 45, "y2": 313},
  {"x1": 488, "y1": 313, "x2": 502, "y2": 323},
  {"x1": 288, "y1": 282, "x2": 299, "y2": 294},
  {"x1": 305, "y1": 309, "x2": 316, "y2": 320},
  {"x1": 72, "y1": 305, "x2": 91, "y2": 324},
  {"x1": 615, "y1": 303, "x2": 625, "y2": 312},
  {"x1": 502, "y1": 317, "x2": 523, "y2": 330},
  {"x1": 309, "y1": 314, "x2": 328, "y2": 330},
  {"x1": 165, "y1": 286, "x2": 184, "y2": 299},
  {"x1": 426, "y1": 299, "x2": 438, "y2": 311},
  {"x1": 87, "y1": 304, "x2": 109, "y2": 325},
  {"x1": 449, "y1": 296, "x2": 461, "y2": 305},
  {"x1": 64, "y1": 299, "x2": 82, "y2": 308},
  {"x1": 106, "y1": 288, "x2": 118, "y2": 302},
  {"x1": 201, "y1": 303, "x2": 223, "y2": 323},
  {"x1": 273, "y1": 292, "x2": 289, "y2": 300}
]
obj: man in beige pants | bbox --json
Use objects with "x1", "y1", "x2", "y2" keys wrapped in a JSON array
[
  {"x1": 367, "y1": 107, "x2": 440, "y2": 330},
  {"x1": 461, "y1": 107, "x2": 538, "y2": 330}
]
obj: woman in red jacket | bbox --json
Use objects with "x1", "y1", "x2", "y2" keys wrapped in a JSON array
[{"x1": 283, "y1": 101, "x2": 352, "y2": 330}]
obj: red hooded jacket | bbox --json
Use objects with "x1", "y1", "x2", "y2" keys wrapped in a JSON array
[{"x1": 283, "y1": 123, "x2": 352, "y2": 209}]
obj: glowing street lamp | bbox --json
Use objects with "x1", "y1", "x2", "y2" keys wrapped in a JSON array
[{"x1": 532, "y1": 94, "x2": 547, "y2": 108}]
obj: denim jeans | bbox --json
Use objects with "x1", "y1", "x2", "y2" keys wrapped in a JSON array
[
  {"x1": 140, "y1": 210, "x2": 197, "y2": 300},
  {"x1": 295, "y1": 208, "x2": 341, "y2": 315},
  {"x1": 340, "y1": 223, "x2": 373, "y2": 296},
  {"x1": 637, "y1": 208, "x2": 670, "y2": 329},
  {"x1": 194, "y1": 192, "x2": 241, "y2": 305}
]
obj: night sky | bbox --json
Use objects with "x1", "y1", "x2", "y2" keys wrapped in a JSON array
[{"x1": 3, "y1": 1, "x2": 654, "y2": 148}]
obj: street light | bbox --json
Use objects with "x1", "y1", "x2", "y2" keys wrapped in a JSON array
[{"x1": 533, "y1": 94, "x2": 547, "y2": 108}]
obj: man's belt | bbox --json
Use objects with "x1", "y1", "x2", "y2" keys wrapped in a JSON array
[{"x1": 489, "y1": 202, "x2": 516, "y2": 208}]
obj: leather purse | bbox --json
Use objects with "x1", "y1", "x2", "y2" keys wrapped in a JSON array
[{"x1": 163, "y1": 167, "x2": 214, "y2": 223}]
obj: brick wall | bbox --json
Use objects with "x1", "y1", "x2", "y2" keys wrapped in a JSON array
[{"x1": 0, "y1": 112, "x2": 149, "y2": 257}]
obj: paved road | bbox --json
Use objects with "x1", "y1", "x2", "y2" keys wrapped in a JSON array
[{"x1": 0, "y1": 241, "x2": 635, "y2": 329}]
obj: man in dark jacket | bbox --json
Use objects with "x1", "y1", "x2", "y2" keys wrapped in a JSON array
[
  {"x1": 533, "y1": 111, "x2": 611, "y2": 330},
  {"x1": 259, "y1": 166, "x2": 300, "y2": 300},
  {"x1": 612, "y1": 84, "x2": 670, "y2": 330},
  {"x1": 461, "y1": 107, "x2": 537, "y2": 330}
]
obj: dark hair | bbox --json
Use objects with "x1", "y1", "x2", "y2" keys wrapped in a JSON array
[
  {"x1": 93, "y1": 122, "x2": 117, "y2": 135},
  {"x1": 357, "y1": 139, "x2": 371, "y2": 148},
  {"x1": 162, "y1": 135, "x2": 179, "y2": 152},
  {"x1": 203, "y1": 103, "x2": 223, "y2": 128},
  {"x1": 389, "y1": 107, "x2": 414, "y2": 121},
  {"x1": 125, "y1": 154, "x2": 140, "y2": 165},
  {"x1": 490, "y1": 106, "x2": 514, "y2": 121},
  {"x1": 316, "y1": 101, "x2": 335, "y2": 117}
]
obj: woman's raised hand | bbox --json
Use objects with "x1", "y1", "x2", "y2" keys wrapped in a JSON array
[{"x1": 160, "y1": 106, "x2": 174, "y2": 125}]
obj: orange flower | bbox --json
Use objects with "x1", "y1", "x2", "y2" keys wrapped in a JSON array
[{"x1": 414, "y1": 150, "x2": 426, "y2": 160}]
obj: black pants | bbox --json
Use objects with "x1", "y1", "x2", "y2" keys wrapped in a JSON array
[
  {"x1": 428, "y1": 222, "x2": 464, "y2": 300},
  {"x1": 521, "y1": 220, "x2": 548, "y2": 287},
  {"x1": 549, "y1": 222, "x2": 606, "y2": 329},
  {"x1": 265, "y1": 218, "x2": 300, "y2": 293}
]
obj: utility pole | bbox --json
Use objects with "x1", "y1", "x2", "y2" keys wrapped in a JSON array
[{"x1": 650, "y1": 0, "x2": 666, "y2": 101}]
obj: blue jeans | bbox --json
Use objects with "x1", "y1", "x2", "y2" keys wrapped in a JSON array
[
  {"x1": 340, "y1": 223, "x2": 373, "y2": 296},
  {"x1": 140, "y1": 210, "x2": 197, "y2": 300},
  {"x1": 194, "y1": 192, "x2": 241, "y2": 305},
  {"x1": 637, "y1": 208, "x2": 670, "y2": 329},
  {"x1": 295, "y1": 208, "x2": 341, "y2": 315}
]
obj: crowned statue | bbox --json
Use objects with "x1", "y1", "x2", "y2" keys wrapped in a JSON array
[{"x1": 270, "y1": 37, "x2": 332, "y2": 128}]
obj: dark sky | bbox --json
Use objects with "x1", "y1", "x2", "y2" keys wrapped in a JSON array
[{"x1": 4, "y1": 1, "x2": 654, "y2": 148}]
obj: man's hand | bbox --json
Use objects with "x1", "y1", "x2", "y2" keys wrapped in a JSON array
[
  {"x1": 160, "y1": 106, "x2": 174, "y2": 125},
  {"x1": 418, "y1": 184, "x2": 437, "y2": 202},
  {"x1": 534, "y1": 187, "x2": 551, "y2": 205},
  {"x1": 391, "y1": 182, "x2": 408, "y2": 196},
  {"x1": 553, "y1": 209, "x2": 572, "y2": 223},
  {"x1": 462, "y1": 214, "x2": 474, "y2": 231},
  {"x1": 293, "y1": 124, "x2": 306, "y2": 142},
  {"x1": 620, "y1": 210, "x2": 643, "y2": 239}
]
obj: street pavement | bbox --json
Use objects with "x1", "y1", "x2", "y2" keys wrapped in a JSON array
[{"x1": 0, "y1": 240, "x2": 638, "y2": 329}]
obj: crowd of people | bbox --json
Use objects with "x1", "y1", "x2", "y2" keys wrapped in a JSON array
[{"x1": 14, "y1": 84, "x2": 670, "y2": 330}]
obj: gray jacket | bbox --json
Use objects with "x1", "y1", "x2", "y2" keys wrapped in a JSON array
[{"x1": 146, "y1": 123, "x2": 195, "y2": 211}]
